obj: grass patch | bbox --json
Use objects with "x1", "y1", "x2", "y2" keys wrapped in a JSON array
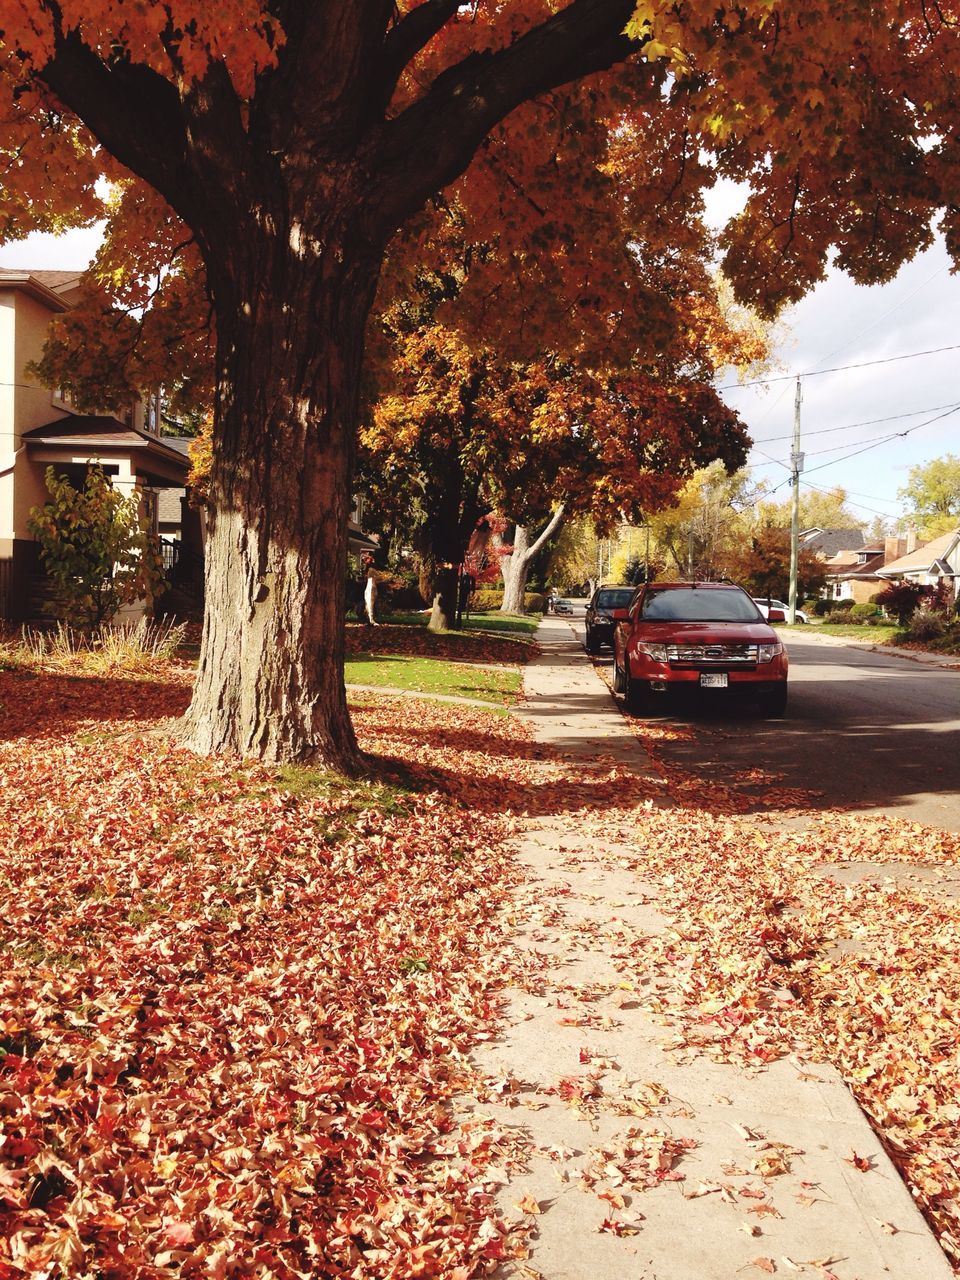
[
  {"x1": 380, "y1": 611, "x2": 540, "y2": 642},
  {"x1": 463, "y1": 612, "x2": 540, "y2": 639},
  {"x1": 272, "y1": 762, "x2": 414, "y2": 809},
  {"x1": 811, "y1": 622, "x2": 902, "y2": 643},
  {"x1": 345, "y1": 653, "x2": 523, "y2": 705},
  {"x1": 0, "y1": 619, "x2": 188, "y2": 678}
]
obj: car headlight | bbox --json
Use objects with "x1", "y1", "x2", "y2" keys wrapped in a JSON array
[
  {"x1": 636, "y1": 642, "x2": 668, "y2": 661},
  {"x1": 757, "y1": 642, "x2": 784, "y2": 663}
]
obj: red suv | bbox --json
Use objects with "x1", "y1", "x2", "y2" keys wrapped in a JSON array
[{"x1": 612, "y1": 582, "x2": 789, "y2": 717}]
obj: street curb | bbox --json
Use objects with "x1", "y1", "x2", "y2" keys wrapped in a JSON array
[{"x1": 786, "y1": 628, "x2": 960, "y2": 670}]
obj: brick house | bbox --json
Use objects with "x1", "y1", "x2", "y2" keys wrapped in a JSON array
[{"x1": 875, "y1": 528, "x2": 960, "y2": 602}]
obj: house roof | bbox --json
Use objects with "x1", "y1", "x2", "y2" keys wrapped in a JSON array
[
  {"x1": 31, "y1": 270, "x2": 84, "y2": 294},
  {"x1": 22, "y1": 415, "x2": 191, "y2": 486},
  {"x1": 348, "y1": 520, "x2": 378, "y2": 553},
  {"x1": 879, "y1": 528, "x2": 960, "y2": 575},
  {"x1": 827, "y1": 553, "x2": 886, "y2": 580},
  {"x1": 0, "y1": 268, "x2": 73, "y2": 312},
  {"x1": 158, "y1": 488, "x2": 185, "y2": 525},
  {"x1": 799, "y1": 527, "x2": 866, "y2": 557}
]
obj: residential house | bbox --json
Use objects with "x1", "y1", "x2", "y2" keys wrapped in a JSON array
[
  {"x1": 821, "y1": 535, "x2": 926, "y2": 605},
  {"x1": 0, "y1": 269, "x2": 194, "y2": 621},
  {"x1": 798, "y1": 526, "x2": 866, "y2": 559},
  {"x1": 876, "y1": 528, "x2": 960, "y2": 602}
]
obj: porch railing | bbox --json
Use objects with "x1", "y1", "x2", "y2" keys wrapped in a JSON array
[{"x1": 159, "y1": 537, "x2": 205, "y2": 603}]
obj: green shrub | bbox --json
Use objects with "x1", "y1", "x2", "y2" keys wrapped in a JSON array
[
  {"x1": 469, "y1": 588, "x2": 503, "y2": 610},
  {"x1": 906, "y1": 609, "x2": 947, "y2": 642},
  {"x1": 28, "y1": 464, "x2": 164, "y2": 627},
  {"x1": 813, "y1": 598, "x2": 834, "y2": 617},
  {"x1": 468, "y1": 588, "x2": 544, "y2": 614},
  {"x1": 850, "y1": 602, "x2": 880, "y2": 620}
]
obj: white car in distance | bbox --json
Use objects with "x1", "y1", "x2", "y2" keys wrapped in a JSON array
[{"x1": 753, "y1": 598, "x2": 808, "y2": 624}]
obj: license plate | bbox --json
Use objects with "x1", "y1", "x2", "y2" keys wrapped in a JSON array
[{"x1": 700, "y1": 672, "x2": 728, "y2": 688}]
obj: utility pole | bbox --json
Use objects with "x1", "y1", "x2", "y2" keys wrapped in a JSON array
[{"x1": 788, "y1": 377, "x2": 803, "y2": 625}]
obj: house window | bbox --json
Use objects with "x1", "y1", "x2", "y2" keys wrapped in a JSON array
[
  {"x1": 857, "y1": 552, "x2": 869, "y2": 564},
  {"x1": 52, "y1": 463, "x2": 119, "y2": 490}
]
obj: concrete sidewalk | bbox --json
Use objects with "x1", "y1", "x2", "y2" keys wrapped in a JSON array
[{"x1": 475, "y1": 616, "x2": 952, "y2": 1280}]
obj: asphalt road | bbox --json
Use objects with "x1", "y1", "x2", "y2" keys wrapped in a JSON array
[{"x1": 574, "y1": 623, "x2": 960, "y2": 833}]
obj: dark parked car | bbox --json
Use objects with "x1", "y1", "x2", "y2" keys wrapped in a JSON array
[
  {"x1": 585, "y1": 584, "x2": 636, "y2": 653},
  {"x1": 612, "y1": 581, "x2": 789, "y2": 717}
]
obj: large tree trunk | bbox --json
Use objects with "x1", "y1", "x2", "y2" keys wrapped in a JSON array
[
  {"x1": 501, "y1": 505, "x2": 566, "y2": 614},
  {"x1": 180, "y1": 242, "x2": 380, "y2": 771},
  {"x1": 428, "y1": 565, "x2": 459, "y2": 632}
]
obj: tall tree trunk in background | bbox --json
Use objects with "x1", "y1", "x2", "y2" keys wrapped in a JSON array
[
  {"x1": 501, "y1": 504, "x2": 566, "y2": 614},
  {"x1": 180, "y1": 236, "x2": 380, "y2": 771},
  {"x1": 425, "y1": 446, "x2": 483, "y2": 632}
]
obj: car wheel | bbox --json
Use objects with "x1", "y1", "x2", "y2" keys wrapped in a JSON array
[
  {"x1": 624, "y1": 665, "x2": 652, "y2": 715},
  {"x1": 613, "y1": 655, "x2": 628, "y2": 694},
  {"x1": 585, "y1": 627, "x2": 601, "y2": 655},
  {"x1": 761, "y1": 685, "x2": 788, "y2": 718}
]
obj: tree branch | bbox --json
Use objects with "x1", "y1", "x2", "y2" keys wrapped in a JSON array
[
  {"x1": 38, "y1": 32, "x2": 193, "y2": 219},
  {"x1": 523, "y1": 502, "x2": 567, "y2": 566},
  {"x1": 367, "y1": 0, "x2": 460, "y2": 122},
  {"x1": 369, "y1": 0, "x2": 641, "y2": 231}
]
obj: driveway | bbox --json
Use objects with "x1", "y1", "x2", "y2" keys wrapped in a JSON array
[{"x1": 574, "y1": 623, "x2": 960, "y2": 832}]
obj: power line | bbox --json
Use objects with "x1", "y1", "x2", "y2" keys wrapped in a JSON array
[
  {"x1": 799, "y1": 479, "x2": 900, "y2": 522},
  {"x1": 802, "y1": 262, "x2": 948, "y2": 373},
  {"x1": 751, "y1": 399, "x2": 960, "y2": 445},
  {"x1": 750, "y1": 403, "x2": 960, "y2": 476},
  {"x1": 802, "y1": 404, "x2": 960, "y2": 476},
  {"x1": 717, "y1": 342, "x2": 960, "y2": 392}
]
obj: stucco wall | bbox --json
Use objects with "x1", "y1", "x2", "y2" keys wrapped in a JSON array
[
  {"x1": 0, "y1": 290, "x2": 17, "y2": 547},
  {"x1": 7, "y1": 291, "x2": 72, "y2": 540}
]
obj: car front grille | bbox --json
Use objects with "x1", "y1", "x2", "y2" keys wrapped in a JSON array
[{"x1": 668, "y1": 643, "x2": 757, "y2": 664}]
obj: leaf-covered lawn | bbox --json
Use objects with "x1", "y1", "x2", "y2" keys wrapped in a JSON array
[
  {"x1": 344, "y1": 654, "x2": 522, "y2": 706},
  {"x1": 0, "y1": 666, "x2": 536, "y2": 1277},
  {"x1": 345, "y1": 623, "x2": 535, "y2": 667},
  {"x1": 3, "y1": 657, "x2": 960, "y2": 1274}
]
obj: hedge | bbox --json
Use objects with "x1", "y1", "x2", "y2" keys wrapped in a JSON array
[{"x1": 468, "y1": 588, "x2": 546, "y2": 614}]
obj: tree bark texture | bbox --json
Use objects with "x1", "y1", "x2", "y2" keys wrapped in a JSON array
[
  {"x1": 500, "y1": 506, "x2": 566, "y2": 614},
  {"x1": 180, "y1": 240, "x2": 380, "y2": 769},
  {"x1": 424, "y1": 463, "x2": 482, "y2": 632}
]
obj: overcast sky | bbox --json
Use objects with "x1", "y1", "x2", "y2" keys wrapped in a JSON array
[
  {"x1": 704, "y1": 182, "x2": 960, "y2": 529},
  {"x1": 2, "y1": 207, "x2": 957, "y2": 531}
]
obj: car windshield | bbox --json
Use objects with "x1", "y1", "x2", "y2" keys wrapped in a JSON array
[
  {"x1": 595, "y1": 589, "x2": 634, "y2": 609},
  {"x1": 640, "y1": 587, "x2": 762, "y2": 623}
]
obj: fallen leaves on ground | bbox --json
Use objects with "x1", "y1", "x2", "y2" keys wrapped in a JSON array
[
  {"x1": 345, "y1": 624, "x2": 535, "y2": 668},
  {"x1": 4, "y1": 649, "x2": 960, "y2": 1274},
  {"x1": 0, "y1": 666, "x2": 540, "y2": 1277}
]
